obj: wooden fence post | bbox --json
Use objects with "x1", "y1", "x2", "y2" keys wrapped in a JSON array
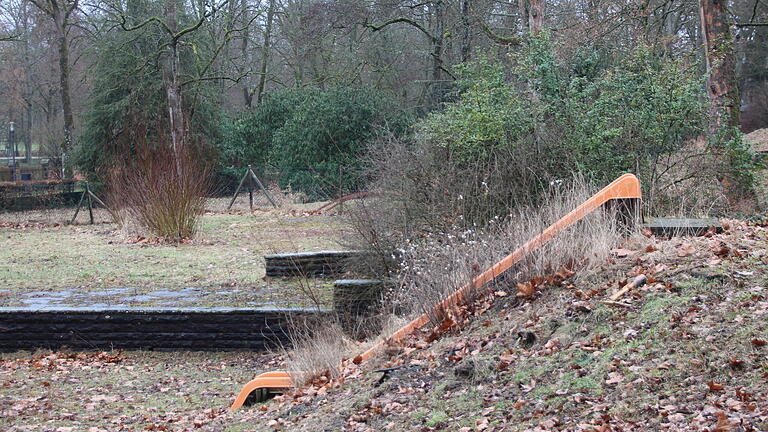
[{"x1": 86, "y1": 183, "x2": 94, "y2": 224}]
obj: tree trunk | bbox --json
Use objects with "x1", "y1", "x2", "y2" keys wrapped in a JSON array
[
  {"x1": 528, "y1": 0, "x2": 544, "y2": 34},
  {"x1": 22, "y1": 2, "x2": 33, "y2": 164},
  {"x1": 461, "y1": 0, "x2": 471, "y2": 63},
  {"x1": 699, "y1": 0, "x2": 740, "y2": 132},
  {"x1": 240, "y1": 0, "x2": 252, "y2": 107},
  {"x1": 519, "y1": 0, "x2": 529, "y2": 32},
  {"x1": 56, "y1": 17, "x2": 73, "y2": 152},
  {"x1": 255, "y1": 0, "x2": 275, "y2": 106},
  {"x1": 429, "y1": 0, "x2": 444, "y2": 109},
  {"x1": 699, "y1": 0, "x2": 753, "y2": 203},
  {"x1": 165, "y1": 0, "x2": 184, "y2": 170},
  {"x1": 47, "y1": 2, "x2": 75, "y2": 174}
]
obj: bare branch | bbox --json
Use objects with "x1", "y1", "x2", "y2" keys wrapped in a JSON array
[
  {"x1": 181, "y1": 72, "x2": 249, "y2": 87},
  {"x1": 0, "y1": 33, "x2": 21, "y2": 41},
  {"x1": 472, "y1": 9, "x2": 522, "y2": 46},
  {"x1": 365, "y1": 17, "x2": 437, "y2": 41}
]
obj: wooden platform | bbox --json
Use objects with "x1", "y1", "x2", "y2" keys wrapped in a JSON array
[
  {"x1": 641, "y1": 217, "x2": 722, "y2": 237},
  {"x1": 0, "y1": 306, "x2": 329, "y2": 352}
]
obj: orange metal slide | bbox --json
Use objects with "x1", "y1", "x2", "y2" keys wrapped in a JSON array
[{"x1": 229, "y1": 173, "x2": 641, "y2": 411}]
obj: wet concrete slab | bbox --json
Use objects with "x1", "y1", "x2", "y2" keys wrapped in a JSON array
[{"x1": 2, "y1": 278, "x2": 332, "y2": 310}]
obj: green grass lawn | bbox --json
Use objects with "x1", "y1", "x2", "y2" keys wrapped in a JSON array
[{"x1": 0, "y1": 198, "x2": 348, "y2": 308}]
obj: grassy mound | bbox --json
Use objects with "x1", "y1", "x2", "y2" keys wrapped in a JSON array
[{"x1": 246, "y1": 220, "x2": 768, "y2": 431}]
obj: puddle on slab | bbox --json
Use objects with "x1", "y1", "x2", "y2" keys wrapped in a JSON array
[
  {"x1": 152, "y1": 290, "x2": 194, "y2": 298},
  {"x1": 23, "y1": 290, "x2": 74, "y2": 298},
  {"x1": 21, "y1": 298, "x2": 65, "y2": 307},
  {"x1": 6, "y1": 278, "x2": 329, "y2": 309},
  {"x1": 122, "y1": 295, "x2": 155, "y2": 302},
  {"x1": 91, "y1": 288, "x2": 131, "y2": 296}
]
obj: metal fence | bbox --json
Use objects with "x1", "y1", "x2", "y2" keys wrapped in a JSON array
[
  {"x1": 0, "y1": 180, "x2": 81, "y2": 211},
  {"x1": 215, "y1": 164, "x2": 368, "y2": 204},
  {"x1": 0, "y1": 164, "x2": 370, "y2": 212}
]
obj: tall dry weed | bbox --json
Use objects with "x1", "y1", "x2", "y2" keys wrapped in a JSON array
[
  {"x1": 390, "y1": 175, "x2": 625, "y2": 321},
  {"x1": 279, "y1": 319, "x2": 351, "y2": 385},
  {"x1": 107, "y1": 124, "x2": 211, "y2": 241},
  {"x1": 283, "y1": 176, "x2": 628, "y2": 379}
]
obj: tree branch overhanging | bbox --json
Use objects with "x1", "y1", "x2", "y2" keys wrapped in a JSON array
[
  {"x1": 0, "y1": 33, "x2": 21, "y2": 41},
  {"x1": 469, "y1": 5, "x2": 522, "y2": 46},
  {"x1": 365, "y1": 17, "x2": 437, "y2": 41}
]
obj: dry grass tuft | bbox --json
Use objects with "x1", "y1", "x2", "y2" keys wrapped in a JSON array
[
  {"x1": 282, "y1": 321, "x2": 352, "y2": 385},
  {"x1": 285, "y1": 175, "x2": 628, "y2": 377},
  {"x1": 390, "y1": 175, "x2": 625, "y2": 321}
]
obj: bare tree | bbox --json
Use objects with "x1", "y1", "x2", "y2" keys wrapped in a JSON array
[
  {"x1": 28, "y1": 0, "x2": 78, "y2": 166},
  {"x1": 255, "y1": 0, "x2": 275, "y2": 105},
  {"x1": 365, "y1": 1, "x2": 452, "y2": 109},
  {"x1": 114, "y1": 0, "x2": 233, "y2": 167}
]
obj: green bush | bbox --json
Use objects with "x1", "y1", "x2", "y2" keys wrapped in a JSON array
[
  {"x1": 394, "y1": 36, "x2": 727, "y2": 224},
  {"x1": 560, "y1": 45, "x2": 708, "y2": 184},
  {"x1": 218, "y1": 87, "x2": 411, "y2": 199},
  {"x1": 421, "y1": 58, "x2": 535, "y2": 164},
  {"x1": 216, "y1": 88, "x2": 311, "y2": 188}
]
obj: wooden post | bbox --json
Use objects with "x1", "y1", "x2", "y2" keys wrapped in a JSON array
[
  {"x1": 337, "y1": 165, "x2": 344, "y2": 215},
  {"x1": 227, "y1": 167, "x2": 251, "y2": 210},
  {"x1": 87, "y1": 189, "x2": 118, "y2": 223},
  {"x1": 86, "y1": 183, "x2": 94, "y2": 224},
  {"x1": 249, "y1": 168, "x2": 278, "y2": 208},
  {"x1": 69, "y1": 187, "x2": 87, "y2": 224},
  {"x1": 249, "y1": 186, "x2": 254, "y2": 210}
]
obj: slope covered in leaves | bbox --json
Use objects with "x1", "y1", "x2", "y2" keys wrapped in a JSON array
[{"x1": 246, "y1": 220, "x2": 768, "y2": 432}]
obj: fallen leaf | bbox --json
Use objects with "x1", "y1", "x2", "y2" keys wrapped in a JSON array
[
  {"x1": 735, "y1": 387, "x2": 753, "y2": 402},
  {"x1": 667, "y1": 413, "x2": 686, "y2": 422},
  {"x1": 605, "y1": 372, "x2": 624, "y2": 385},
  {"x1": 677, "y1": 243, "x2": 696, "y2": 257},
  {"x1": 611, "y1": 248, "x2": 635, "y2": 258},
  {"x1": 475, "y1": 417, "x2": 489, "y2": 430},
  {"x1": 521, "y1": 379, "x2": 536, "y2": 393},
  {"x1": 516, "y1": 282, "x2": 535, "y2": 297},
  {"x1": 555, "y1": 267, "x2": 576, "y2": 280},
  {"x1": 713, "y1": 411, "x2": 735, "y2": 431},
  {"x1": 707, "y1": 381, "x2": 724, "y2": 392},
  {"x1": 436, "y1": 318, "x2": 455, "y2": 332}
]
